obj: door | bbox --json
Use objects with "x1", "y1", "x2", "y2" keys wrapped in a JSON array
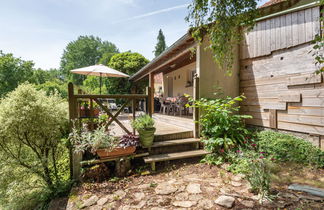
[{"x1": 168, "y1": 77, "x2": 173, "y2": 97}]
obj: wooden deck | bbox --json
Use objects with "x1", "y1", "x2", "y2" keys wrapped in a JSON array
[{"x1": 109, "y1": 113, "x2": 194, "y2": 136}]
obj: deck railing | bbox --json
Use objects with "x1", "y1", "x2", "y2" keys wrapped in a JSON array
[{"x1": 67, "y1": 82, "x2": 153, "y2": 179}]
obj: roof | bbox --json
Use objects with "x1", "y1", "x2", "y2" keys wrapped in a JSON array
[{"x1": 260, "y1": 0, "x2": 287, "y2": 8}]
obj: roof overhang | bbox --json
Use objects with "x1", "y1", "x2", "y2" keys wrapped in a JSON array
[{"x1": 130, "y1": 32, "x2": 196, "y2": 82}]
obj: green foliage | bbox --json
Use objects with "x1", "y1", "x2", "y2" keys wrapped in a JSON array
[
  {"x1": 0, "y1": 84, "x2": 70, "y2": 209},
  {"x1": 60, "y1": 35, "x2": 119, "y2": 85},
  {"x1": 246, "y1": 157, "x2": 272, "y2": 201},
  {"x1": 98, "y1": 52, "x2": 117, "y2": 65},
  {"x1": 256, "y1": 131, "x2": 324, "y2": 167},
  {"x1": 312, "y1": 0, "x2": 324, "y2": 74},
  {"x1": 186, "y1": 0, "x2": 258, "y2": 74},
  {"x1": 35, "y1": 79, "x2": 68, "y2": 98},
  {"x1": 69, "y1": 124, "x2": 120, "y2": 154},
  {"x1": 131, "y1": 114, "x2": 155, "y2": 131},
  {"x1": 0, "y1": 51, "x2": 34, "y2": 97},
  {"x1": 153, "y1": 29, "x2": 167, "y2": 57},
  {"x1": 188, "y1": 94, "x2": 251, "y2": 153},
  {"x1": 107, "y1": 52, "x2": 149, "y2": 94}
]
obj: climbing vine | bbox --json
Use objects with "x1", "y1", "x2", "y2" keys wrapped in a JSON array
[
  {"x1": 186, "y1": 0, "x2": 259, "y2": 74},
  {"x1": 312, "y1": 0, "x2": 324, "y2": 74}
]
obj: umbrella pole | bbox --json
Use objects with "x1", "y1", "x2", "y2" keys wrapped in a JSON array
[{"x1": 100, "y1": 73, "x2": 102, "y2": 94}]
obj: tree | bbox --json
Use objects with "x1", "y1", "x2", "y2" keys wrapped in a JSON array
[
  {"x1": 0, "y1": 51, "x2": 34, "y2": 97},
  {"x1": 153, "y1": 29, "x2": 167, "y2": 57},
  {"x1": 0, "y1": 84, "x2": 69, "y2": 208},
  {"x1": 60, "y1": 35, "x2": 119, "y2": 85},
  {"x1": 186, "y1": 0, "x2": 258, "y2": 74},
  {"x1": 107, "y1": 52, "x2": 149, "y2": 94}
]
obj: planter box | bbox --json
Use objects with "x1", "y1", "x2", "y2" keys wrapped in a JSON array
[
  {"x1": 80, "y1": 108, "x2": 100, "y2": 117},
  {"x1": 96, "y1": 146, "x2": 136, "y2": 159}
]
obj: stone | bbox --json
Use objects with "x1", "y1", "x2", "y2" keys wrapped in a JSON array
[
  {"x1": 198, "y1": 199, "x2": 214, "y2": 209},
  {"x1": 232, "y1": 174, "x2": 245, "y2": 181},
  {"x1": 205, "y1": 187, "x2": 215, "y2": 192},
  {"x1": 175, "y1": 192, "x2": 189, "y2": 201},
  {"x1": 80, "y1": 195, "x2": 99, "y2": 208},
  {"x1": 104, "y1": 201, "x2": 117, "y2": 209},
  {"x1": 114, "y1": 190, "x2": 126, "y2": 199},
  {"x1": 231, "y1": 181, "x2": 242, "y2": 187},
  {"x1": 156, "y1": 196, "x2": 171, "y2": 206},
  {"x1": 134, "y1": 184, "x2": 150, "y2": 189},
  {"x1": 133, "y1": 192, "x2": 145, "y2": 201},
  {"x1": 241, "y1": 200, "x2": 254, "y2": 208},
  {"x1": 215, "y1": 195, "x2": 235, "y2": 208},
  {"x1": 88, "y1": 206, "x2": 102, "y2": 210},
  {"x1": 172, "y1": 201, "x2": 197, "y2": 208},
  {"x1": 134, "y1": 200, "x2": 146, "y2": 209},
  {"x1": 150, "y1": 208, "x2": 167, "y2": 210},
  {"x1": 155, "y1": 183, "x2": 178, "y2": 195},
  {"x1": 210, "y1": 182, "x2": 221, "y2": 187},
  {"x1": 189, "y1": 194, "x2": 203, "y2": 201},
  {"x1": 97, "y1": 196, "x2": 109, "y2": 206},
  {"x1": 186, "y1": 183, "x2": 202, "y2": 194}
]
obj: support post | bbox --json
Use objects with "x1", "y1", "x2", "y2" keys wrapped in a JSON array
[
  {"x1": 131, "y1": 87, "x2": 136, "y2": 135},
  {"x1": 193, "y1": 76, "x2": 200, "y2": 138},
  {"x1": 149, "y1": 73, "x2": 155, "y2": 114},
  {"x1": 146, "y1": 86, "x2": 153, "y2": 117}
]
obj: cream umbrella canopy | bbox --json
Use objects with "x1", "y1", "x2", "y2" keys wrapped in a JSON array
[{"x1": 71, "y1": 64, "x2": 129, "y2": 94}]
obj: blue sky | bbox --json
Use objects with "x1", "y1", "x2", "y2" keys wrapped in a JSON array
[{"x1": 0, "y1": 0, "x2": 268, "y2": 69}]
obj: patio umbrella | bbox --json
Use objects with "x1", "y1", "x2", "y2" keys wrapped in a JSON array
[{"x1": 71, "y1": 64, "x2": 129, "y2": 94}]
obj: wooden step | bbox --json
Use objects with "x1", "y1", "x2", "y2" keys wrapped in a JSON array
[
  {"x1": 144, "y1": 150, "x2": 211, "y2": 170},
  {"x1": 151, "y1": 138, "x2": 200, "y2": 148},
  {"x1": 154, "y1": 131, "x2": 193, "y2": 141}
]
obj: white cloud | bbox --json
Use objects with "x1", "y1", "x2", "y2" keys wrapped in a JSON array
[{"x1": 115, "y1": 3, "x2": 189, "y2": 23}]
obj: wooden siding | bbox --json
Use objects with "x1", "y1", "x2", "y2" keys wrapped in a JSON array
[
  {"x1": 240, "y1": 40, "x2": 324, "y2": 136},
  {"x1": 241, "y1": 6, "x2": 320, "y2": 59}
]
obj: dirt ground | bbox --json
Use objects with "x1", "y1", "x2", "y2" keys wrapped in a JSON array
[{"x1": 58, "y1": 159, "x2": 324, "y2": 210}]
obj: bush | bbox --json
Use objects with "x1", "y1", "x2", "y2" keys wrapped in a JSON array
[
  {"x1": 0, "y1": 84, "x2": 70, "y2": 209},
  {"x1": 188, "y1": 94, "x2": 251, "y2": 154},
  {"x1": 257, "y1": 131, "x2": 324, "y2": 167}
]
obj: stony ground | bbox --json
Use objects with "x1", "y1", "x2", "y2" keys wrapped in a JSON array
[{"x1": 63, "y1": 161, "x2": 324, "y2": 210}]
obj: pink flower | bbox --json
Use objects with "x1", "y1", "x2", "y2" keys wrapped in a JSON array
[
  {"x1": 260, "y1": 152, "x2": 265, "y2": 154},
  {"x1": 236, "y1": 150, "x2": 241, "y2": 153},
  {"x1": 251, "y1": 143, "x2": 257, "y2": 147},
  {"x1": 260, "y1": 156, "x2": 264, "y2": 159},
  {"x1": 219, "y1": 149, "x2": 225, "y2": 153}
]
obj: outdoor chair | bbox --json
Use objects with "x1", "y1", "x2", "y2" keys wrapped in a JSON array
[
  {"x1": 174, "y1": 96, "x2": 189, "y2": 117},
  {"x1": 159, "y1": 97, "x2": 172, "y2": 115}
]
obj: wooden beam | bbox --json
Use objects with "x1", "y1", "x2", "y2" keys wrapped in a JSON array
[
  {"x1": 149, "y1": 73, "x2": 154, "y2": 113},
  {"x1": 269, "y1": 109, "x2": 278, "y2": 129},
  {"x1": 75, "y1": 94, "x2": 147, "y2": 99},
  {"x1": 193, "y1": 76, "x2": 200, "y2": 138}
]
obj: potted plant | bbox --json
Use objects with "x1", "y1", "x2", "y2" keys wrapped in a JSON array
[
  {"x1": 131, "y1": 114, "x2": 156, "y2": 147},
  {"x1": 69, "y1": 124, "x2": 139, "y2": 159}
]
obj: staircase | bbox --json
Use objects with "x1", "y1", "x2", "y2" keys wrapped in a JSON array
[{"x1": 144, "y1": 131, "x2": 211, "y2": 170}]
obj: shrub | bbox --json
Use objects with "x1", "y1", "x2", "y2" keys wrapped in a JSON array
[
  {"x1": 257, "y1": 131, "x2": 324, "y2": 167},
  {"x1": 131, "y1": 114, "x2": 155, "y2": 131},
  {"x1": 0, "y1": 83, "x2": 70, "y2": 209},
  {"x1": 188, "y1": 94, "x2": 251, "y2": 154}
]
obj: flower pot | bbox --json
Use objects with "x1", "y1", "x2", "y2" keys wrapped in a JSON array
[
  {"x1": 93, "y1": 108, "x2": 100, "y2": 117},
  {"x1": 138, "y1": 127, "x2": 156, "y2": 147},
  {"x1": 96, "y1": 146, "x2": 136, "y2": 159}
]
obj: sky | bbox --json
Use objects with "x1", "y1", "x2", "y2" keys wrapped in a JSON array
[{"x1": 0, "y1": 0, "x2": 269, "y2": 70}]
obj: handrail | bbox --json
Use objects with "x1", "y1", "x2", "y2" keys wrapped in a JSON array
[{"x1": 74, "y1": 94, "x2": 148, "y2": 99}]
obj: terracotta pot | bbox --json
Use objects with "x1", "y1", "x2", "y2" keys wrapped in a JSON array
[
  {"x1": 96, "y1": 146, "x2": 136, "y2": 159},
  {"x1": 93, "y1": 108, "x2": 100, "y2": 117}
]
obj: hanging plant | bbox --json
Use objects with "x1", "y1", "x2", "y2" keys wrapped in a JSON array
[{"x1": 186, "y1": 0, "x2": 259, "y2": 75}]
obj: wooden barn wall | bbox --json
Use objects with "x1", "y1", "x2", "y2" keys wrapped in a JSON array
[
  {"x1": 239, "y1": 6, "x2": 324, "y2": 144},
  {"x1": 241, "y1": 6, "x2": 320, "y2": 59}
]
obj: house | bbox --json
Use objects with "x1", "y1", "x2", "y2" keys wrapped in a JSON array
[{"x1": 130, "y1": 0, "x2": 324, "y2": 149}]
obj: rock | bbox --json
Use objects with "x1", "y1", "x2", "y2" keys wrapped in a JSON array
[
  {"x1": 104, "y1": 201, "x2": 117, "y2": 209},
  {"x1": 80, "y1": 195, "x2": 99, "y2": 208},
  {"x1": 150, "y1": 208, "x2": 167, "y2": 210},
  {"x1": 134, "y1": 192, "x2": 145, "y2": 201},
  {"x1": 88, "y1": 205, "x2": 102, "y2": 210},
  {"x1": 189, "y1": 194, "x2": 203, "y2": 201},
  {"x1": 215, "y1": 195, "x2": 235, "y2": 208},
  {"x1": 172, "y1": 201, "x2": 197, "y2": 208},
  {"x1": 231, "y1": 181, "x2": 242, "y2": 187},
  {"x1": 177, "y1": 185, "x2": 186, "y2": 192},
  {"x1": 134, "y1": 200, "x2": 146, "y2": 209},
  {"x1": 232, "y1": 174, "x2": 245, "y2": 182},
  {"x1": 186, "y1": 183, "x2": 202, "y2": 194},
  {"x1": 135, "y1": 184, "x2": 150, "y2": 189},
  {"x1": 114, "y1": 190, "x2": 126, "y2": 199},
  {"x1": 241, "y1": 200, "x2": 254, "y2": 208},
  {"x1": 156, "y1": 196, "x2": 171, "y2": 206},
  {"x1": 205, "y1": 187, "x2": 215, "y2": 192},
  {"x1": 198, "y1": 199, "x2": 214, "y2": 209},
  {"x1": 155, "y1": 183, "x2": 178, "y2": 195},
  {"x1": 97, "y1": 196, "x2": 109, "y2": 206},
  {"x1": 210, "y1": 182, "x2": 221, "y2": 187},
  {"x1": 175, "y1": 192, "x2": 189, "y2": 200}
]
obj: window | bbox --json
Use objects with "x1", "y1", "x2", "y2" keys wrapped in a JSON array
[{"x1": 187, "y1": 69, "x2": 196, "y2": 87}]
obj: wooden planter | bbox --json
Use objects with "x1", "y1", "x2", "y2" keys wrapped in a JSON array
[
  {"x1": 96, "y1": 146, "x2": 136, "y2": 159},
  {"x1": 80, "y1": 108, "x2": 100, "y2": 117}
]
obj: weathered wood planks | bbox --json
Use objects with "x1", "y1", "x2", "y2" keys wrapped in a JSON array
[{"x1": 241, "y1": 7, "x2": 320, "y2": 59}]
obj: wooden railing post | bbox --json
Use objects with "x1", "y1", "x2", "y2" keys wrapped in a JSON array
[
  {"x1": 146, "y1": 86, "x2": 152, "y2": 117},
  {"x1": 68, "y1": 82, "x2": 82, "y2": 181},
  {"x1": 193, "y1": 76, "x2": 200, "y2": 138},
  {"x1": 131, "y1": 87, "x2": 136, "y2": 135}
]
